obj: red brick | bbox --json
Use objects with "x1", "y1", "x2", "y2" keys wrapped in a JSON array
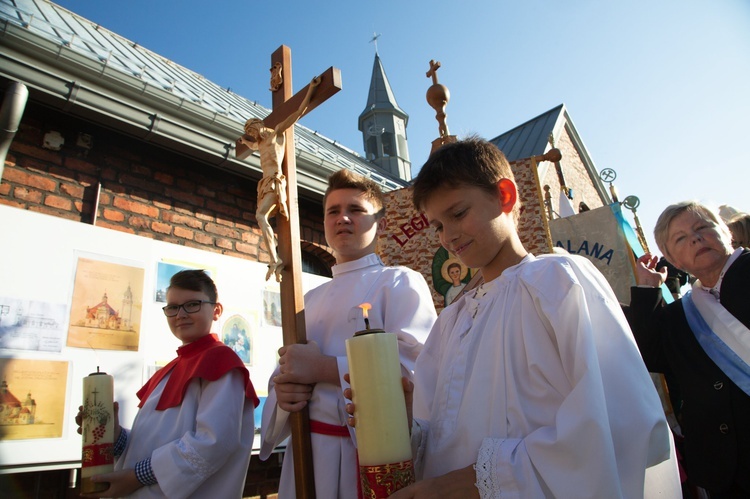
[
  {"x1": 65, "y1": 157, "x2": 99, "y2": 175},
  {"x1": 0, "y1": 198, "x2": 25, "y2": 209},
  {"x1": 196, "y1": 185, "x2": 216, "y2": 198},
  {"x1": 154, "y1": 172, "x2": 174, "y2": 185},
  {"x1": 98, "y1": 191, "x2": 112, "y2": 206},
  {"x1": 103, "y1": 154, "x2": 130, "y2": 170},
  {"x1": 235, "y1": 197, "x2": 255, "y2": 211},
  {"x1": 44, "y1": 195, "x2": 72, "y2": 211},
  {"x1": 12, "y1": 142, "x2": 62, "y2": 164},
  {"x1": 120, "y1": 173, "x2": 160, "y2": 193},
  {"x1": 152, "y1": 198, "x2": 172, "y2": 210},
  {"x1": 101, "y1": 167, "x2": 118, "y2": 181},
  {"x1": 102, "y1": 209, "x2": 125, "y2": 222},
  {"x1": 210, "y1": 202, "x2": 242, "y2": 219},
  {"x1": 129, "y1": 216, "x2": 151, "y2": 230},
  {"x1": 13, "y1": 186, "x2": 43, "y2": 203},
  {"x1": 204, "y1": 223, "x2": 239, "y2": 238},
  {"x1": 234, "y1": 221, "x2": 252, "y2": 232},
  {"x1": 164, "y1": 187, "x2": 204, "y2": 207},
  {"x1": 175, "y1": 178, "x2": 196, "y2": 191},
  {"x1": 151, "y1": 221, "x2": 172, "y2": 234},
  {"x1": 174, "y1": 226, "x2": 194, "y2": 240},
  {"x1": 76, "y1": 173, "x2": 99, "y2": 187},
  {"x1": 60, "y1": 183, "x2": 85, "y2": 199},
  {"x1": 131, "y1": 163, "x2": 153, "y2": 176},
  {"x1": 241, "y1": 231, "x2": 260, "y2": 244},
  {"x1": 195, "y1": 233, "x2": 213, "y2": 245},
  {"x1": 113, "y1": 197, "x2": 159, "y2": 217},
  {"x1": 235, "y1": 242, "x2": 258, "y2": 256},
  {"x1": 215, "y1": 238, "x2": 232, "y2": 250}
]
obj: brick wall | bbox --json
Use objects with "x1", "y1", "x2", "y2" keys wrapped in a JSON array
[
  {"x1": 539, "y1": 126, "x2": 605, "y2": 215},
  {"x1": 0, "y1": 101, "x2": 334, "y2": 269}
]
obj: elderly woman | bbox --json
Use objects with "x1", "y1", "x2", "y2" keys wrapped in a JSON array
[{"x1": 630, "y1": 201, "x2": 750, "y2": 498}]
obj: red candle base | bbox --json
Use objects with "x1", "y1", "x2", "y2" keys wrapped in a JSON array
[
  {"x1": 82, "y1": 442, "x2": 114, "y2": 467},
  {"x1": 359, "y1": 459, "x2": 415, "y2": 498}
]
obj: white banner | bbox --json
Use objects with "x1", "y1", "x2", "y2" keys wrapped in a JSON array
[{"x1": 549, "y1": 204, "x2": 636, "y2": 304}]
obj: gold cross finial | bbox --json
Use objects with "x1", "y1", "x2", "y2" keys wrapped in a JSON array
[{"x1": 426, "y1": 60, "x2": 441, "y2": 84}]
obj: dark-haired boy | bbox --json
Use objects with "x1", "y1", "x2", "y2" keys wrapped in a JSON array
[{"x1": 398, "y1": 137, "x2": 674, "y2": 498}]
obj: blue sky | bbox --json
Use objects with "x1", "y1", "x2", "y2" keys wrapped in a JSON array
[{"x1": 54, "y1": 0, "x2": 749, "y2": 253}]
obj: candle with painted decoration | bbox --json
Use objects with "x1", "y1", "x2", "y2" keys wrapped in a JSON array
[
  {"x1": 345, "y1": 303, "x2": 414, "y2": 497},
  {"x1": 81, "y1": 368, "x2": 115, "y2": 494}
]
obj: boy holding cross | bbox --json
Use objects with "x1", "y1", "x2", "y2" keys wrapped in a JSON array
[{"x1": 260, "y1": 169, "x2": 436, "y2": 499}]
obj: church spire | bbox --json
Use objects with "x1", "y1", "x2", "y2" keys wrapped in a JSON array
[{"x1": 358, "y1": 52, "x2": 411, "y2": 181}]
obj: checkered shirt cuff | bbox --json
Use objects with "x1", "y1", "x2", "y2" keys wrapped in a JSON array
[
  {"x1": 113, "y1": 428, "x2": 128, "y2": 457},
  {"x1": 135, "y1": 458, "x2": 158, "y2": 486}
]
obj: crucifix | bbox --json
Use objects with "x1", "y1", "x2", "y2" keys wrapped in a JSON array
[{"x1": 235, "y1": 45, "x2": 342, "y2": 499}]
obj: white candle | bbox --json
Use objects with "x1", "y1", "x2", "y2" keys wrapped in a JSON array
[
  {"x1": 81, "y1": 369, "x2": 115, "y2": 494},
  {"x1": 346, "y1": 317, "x2": 414, "y2": 497}
]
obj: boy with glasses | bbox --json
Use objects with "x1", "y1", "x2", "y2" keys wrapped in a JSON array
[{"x1": 78, "y1": 269, "x2": 258, "y2": 498}]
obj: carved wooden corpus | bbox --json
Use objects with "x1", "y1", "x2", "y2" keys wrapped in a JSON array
[
  {"x1": 235, "y1": 65, "x2": 342, "y2": 160},
  {"x1": 270, "y1": 61, "x2": 283, "y2": 92}
]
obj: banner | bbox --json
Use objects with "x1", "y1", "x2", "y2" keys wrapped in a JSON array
[{"x1": 549, "y1": 203, "x2": 636, "y2": 304}]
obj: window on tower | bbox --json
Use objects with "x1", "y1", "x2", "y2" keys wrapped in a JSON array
[
  {"x1": 367, "y1": 135, "x2": 378, "y2": 160},
  {"x1": 382, "y1": 132, "x2": 394, "y2": 157}
]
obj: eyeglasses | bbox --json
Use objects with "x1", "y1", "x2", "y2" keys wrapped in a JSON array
[{"x1": 162, "y1": 300, "x2": 215, "y2": 317}]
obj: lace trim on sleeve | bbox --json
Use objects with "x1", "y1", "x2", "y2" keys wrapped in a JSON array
[
  {"x1": 176, "y1": 439, "x2": 212, "y2": 478},
  {"x1": 475, "y1": 437, "x2": 503, "y2": 498}
]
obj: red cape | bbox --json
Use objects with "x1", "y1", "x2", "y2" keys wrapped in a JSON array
[{"x1": 137, "y1": 334, "x2": 259, "y2": 410}]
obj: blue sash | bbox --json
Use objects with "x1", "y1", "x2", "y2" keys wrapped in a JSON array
[{"x1": 683, "y1": 291, "x2": 750, "y2": 396}]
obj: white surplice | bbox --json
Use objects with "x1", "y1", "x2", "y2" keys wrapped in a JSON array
[
  {"x1": 412, "y1": 253, "x2": 675, "y2": 498},
  {"x1": 116, "y1": 370, "x2": 255, "y2": 498},
  {"x1": 260, "y1": 253, "x2": 436, "y2": 499}
]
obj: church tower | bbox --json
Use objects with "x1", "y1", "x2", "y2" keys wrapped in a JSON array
[
  {"x1": 358, "y1": 53, "x2": 411, "y2": 181},
  {"x1": 121, "y1": 284, "x2": 133, "y2": 331}
]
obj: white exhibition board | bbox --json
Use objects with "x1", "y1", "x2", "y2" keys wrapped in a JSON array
[{"x1": 0, "y1": 204, "x2": 329, "y2": 472}]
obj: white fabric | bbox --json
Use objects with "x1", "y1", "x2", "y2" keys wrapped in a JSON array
[
  {"x1": 699, "y1": 247, "x2": 742, "y2": 298},
  {"x1": 260, "y1": 253, "x2": 436, "y2": 499},
  {"x1": 444, "y1": 283, "x2": 466, "y2": 306},
  {"x1": 116, "y1": 369, "x2": 255, "y2": 499},
  {"x1": 558, "y1": 189, "x2": 577, "y2": 218},
  {"x1": 690, "y1": 283, "x2": 750, "y2": 365},
  {"x1": 412, "y1": 253, "x2": 675, "y2": 498}
]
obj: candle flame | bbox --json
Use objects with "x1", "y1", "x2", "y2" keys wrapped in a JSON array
[
  {"x1": 358, "y1": 303, "x2": 372, "y2": 319},
  {"x1": 359, "y1": 303, "x2": 372, "y2": 330}
]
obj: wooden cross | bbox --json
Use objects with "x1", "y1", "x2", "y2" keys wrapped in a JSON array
[{"x1": 235, "y1": 45, "x2": 341, "y2": 499}]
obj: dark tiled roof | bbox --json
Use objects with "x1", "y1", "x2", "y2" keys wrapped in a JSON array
[{"x1": 489, "y1": 104, "x2": 564, "y2": 161}]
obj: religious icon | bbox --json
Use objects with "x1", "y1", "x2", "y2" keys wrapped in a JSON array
[
  {"x1": 431, "y1": 247, "x2": 471, "y2": 307},
  {"x1": 222, "y1": 314, "x2": 252, "y2": 364},
  {"x1": 441, "y1": 259, "x2": 469, "y2": 306}
]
